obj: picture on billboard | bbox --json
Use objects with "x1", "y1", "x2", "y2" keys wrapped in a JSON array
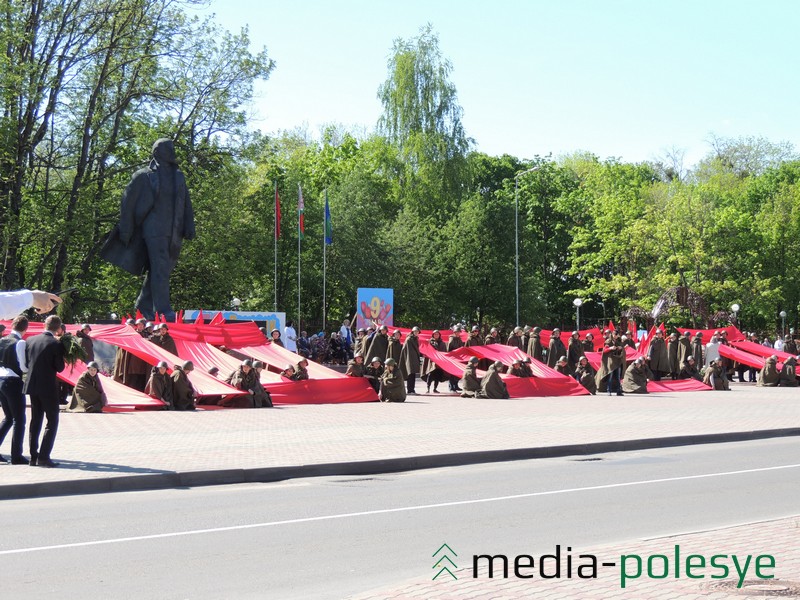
[{"x1": 356, "y1": 288, "x2": 393, "y2": 329}]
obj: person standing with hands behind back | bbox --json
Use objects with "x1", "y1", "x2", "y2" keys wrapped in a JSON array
[{"x1": 24, "y1": 315, "x2": 66, "y2": 467}]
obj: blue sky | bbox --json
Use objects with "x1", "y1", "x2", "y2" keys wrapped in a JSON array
[{"x1": 192, "y1": 0, "x2": 800, "y2": 167}]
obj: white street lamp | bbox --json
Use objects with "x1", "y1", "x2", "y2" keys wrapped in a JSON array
[
  {"x1": 731, "y1": 303, "x2": 740, "y2": 327},
  {"x1": 573, "y1": 298, "x2": 583, "y2": 330},
  {"x1": 232, "y1": 297, "x2": 242, "y2": 310},
  {"x1": 514, "y1": 166, "x2": 541, "y2": 326},
  {"x1": 780, "y1": 310, "x2": 787, "y2": 337}
]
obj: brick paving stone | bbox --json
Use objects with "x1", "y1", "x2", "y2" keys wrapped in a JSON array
[{"x1": 1, "y1": 382, "x2": 798, "y2": 492}]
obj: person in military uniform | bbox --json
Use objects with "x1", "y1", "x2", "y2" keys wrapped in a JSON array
[
  {"x1": 667, "y1": 332, "x2": 680, "y2": 379},
  {"x1": 784, "y1": 335, "x2": 798, "y2": 356},
  {"x1": 691, "y1": 332, "x2": 704, "y2": 366},
  {"x1": 521, "y1": 357, "x2": 534, "y2": 377},
  {"x1": 484, "y1": 327, "x2": 500, "y2": 346},
  {"x1": 679, "y1": 356, "x2": 702, "y2": 381},
  {"x1": 363, "y1": 325, "x2": 390, "y2": 365},
  {"x1": 459, "y1": 356, "x2": 482, "y2": 397},
  {"x1": 353, "y1": 328, "x2": 368, "y2": 357},
  {"x1": 527, "y1": 327, "x2": 544, "y2": 362},
  {"x1": 647, "y1": 330, "x2": 670, "y2": 381},
  {"x1": 67, "y1": 362, "x2": 107, "y2": 413},
  {"x1": 144, "y1": 361, "x2": 174, "y2": 408},
  {"x1": 345, "y1": 353, "x2": 366, "y2": 377},
  {"x1": 222, "y1": 359, "x2": 259, "y2": 408},
  {"x1": 567, "y1": 331, "x2": 583, "y2": 370},
  {"x1": 251, "y1": 361, "x2": 272, "y2": 407},
  {"x1": 113, "y1": 318, "x2": 152, "y2": 392},
  {"x1": 76, "y1": 324, "x2": 94, "y2": 362},
  {"x1": 574, "y1": 356, "x2": 596, "y2": 394},
  {"x1": 582, "y1": 332, "x2": 595, "y2": 354},
  {"x1": 171, "y1": 361, "x2": 196, "y2": 410},
  {"x1": 151, "y1": 323, "x2": 178, "y2": 356},
  {"x1": 757, "y1": 355, "x2": 780, "y2": 387},
  {"x1": 447, "y1": 326, "x2": 465, "y2": 392},
  {"x1": 422, "y1": 330, "x2": 446, "y2": 393},
  {"x1": 547, "y1": 329, "x2": 567, "y2": 368},
  {"x1": 292, "y1": 358, "x2": 310, "y2": 381},
  {"x1": 554, "y1": 356, "x2": 570, "y2": 376},
  {"x1": 509, "y1": 358, "x2": 526, "y2": 377},
  {"x1": 477, "y1": 361, "x2": 509, "y2": 399},
  {"x1": 100, "y1": 139, "x2": 195, "y2": 320},
  {"x1": 386, "y1": 330, "x2": 403, "y2": 363},
  {"x1": 622, "y1": 357, "x2": 652, "y2": 394},
  {"x1": 379, "y1": 358, "x2": 406, "y2": 402},
  {"x1": 506, "y1": 327, "x2": 524, "y2": 349},
  {"x1": 364, "y1": 357, "x2": 383, "y2": 393},
  {"x1": 596, "y1": 333, "x2": 626, "y2": 395},
  {"x1": 270, "y1": 329, "x2": 284, "y2": 348},
  {"x1": 703, "y1": 359, "x2": 730, "y2": 390},
  {"x1": 399, "y1": 327, "x2": 421, "y2": 394},
  {"x1": 465, "y1": 326, "x2": 483, "y2": 348},
  {"x1": 779, "y1": 356, "x2": 798, "y2": 387},
  {"x1": 677, "y1": 331, "x2": 692, "y2": 369}
]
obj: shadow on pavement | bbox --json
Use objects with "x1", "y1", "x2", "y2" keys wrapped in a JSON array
[{"x1": 49, "y1": 460, "x2": 173, "y2": 475}]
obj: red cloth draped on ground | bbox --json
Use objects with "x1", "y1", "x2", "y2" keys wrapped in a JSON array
[
  {"x1": 584, "y1": 347, "x2": 642, "y2": 371},
  {"x1": 728, "y1": 340, "x2": 792, "y2": 364},
  {"x1": 424, "y1": 343, "x2": 590, "y2": 397},
  {"x1": 58, "y1": 362, "x2": 165, "y2": 409},
  {"x1": 646, "y1": 379, "x2": 711, "y2": 392},
  {"x1": 236, "y1": 343, "x2": 378, "y2": 404},
  {"x1": 677, "y1": 326, "x2": 746, "y2": 342},
  {"x1": 719, "y1": 344, "x2": 768, "y2": 370},
  {"x1": 91, "y1": 325, "x2": 245, "y2": 398}
]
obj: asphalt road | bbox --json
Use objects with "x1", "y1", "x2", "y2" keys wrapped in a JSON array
[{"x1": 1, "y1": 438, "x2": 799, "y2": 599}]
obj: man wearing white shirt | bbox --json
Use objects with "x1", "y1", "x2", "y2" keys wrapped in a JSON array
[
  {"x1": 704, "y1": 333, "x2": 721, "y2": 367},
  {"x1": 0, "y1": 316, "x2": 30, "y2": 464},
  {"x1": 340, "y1": 318, "x2": 353, "y2": 360},
  {"x1": 774, "y1": 336, "x2": 785, "y2": 352},
  {"x1": 284, "y1": 320, "x2": 298, "y2": 353},
  {"x1": 0, "y1": 290, "x2": 61, "y2": 319}
]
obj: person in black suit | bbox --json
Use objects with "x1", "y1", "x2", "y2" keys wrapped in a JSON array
[{"x1": 24, "y1": 315, "x2": 66, "y2": 468}]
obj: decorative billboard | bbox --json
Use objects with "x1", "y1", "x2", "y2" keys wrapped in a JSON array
[{"x1": 356, "y1": 288, "x2": 393, "y2": 329}]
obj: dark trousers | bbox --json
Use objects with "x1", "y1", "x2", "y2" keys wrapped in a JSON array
[
  {"x1": 29, "y1": 393, "x2": 60, "y2": 462},
  {"x1": 406, "y1": 373, "x2": 416, "y2": 393},
  {"x1": 136, "y1": 236, "x2": 178, "y2": 320},
  {"x1": 449, "y1": 375, "x2": 460, "y2": 391},
  {"x1": 0, "y1": 377, "x2": 26, "y2": 460}
]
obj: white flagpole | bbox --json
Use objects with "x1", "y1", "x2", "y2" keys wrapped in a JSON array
[
  {"x1": 298, "y1": 185, "x2": 302, "y2": 332},
  {"x1": 274, "y1": 180, "x2": 278, "y2": 312}
]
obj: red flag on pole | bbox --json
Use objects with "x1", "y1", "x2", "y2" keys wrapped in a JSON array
[
  {"x1": 607, "y1": 320, "x2": 616, "y2": 331},
  {"x1": 135, "y1": 309, "x2": 143, "y2": 321},
  {"x1": 209, "y1": 311, "x2": 225, "y2": 326},
  {"x1": 194, "y1": 310, "x2": 204, "y2": 325},
  {"x1": 275, "y1": 187, "x2": 281, "y2": 239}
]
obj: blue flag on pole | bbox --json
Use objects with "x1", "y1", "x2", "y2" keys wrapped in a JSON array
[{"x1": 324, "y1": 191, "x2": 333, "y2": 245}]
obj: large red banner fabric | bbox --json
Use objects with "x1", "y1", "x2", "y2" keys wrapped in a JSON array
[{"x1": 58, "y1": 362, "x2": 165, "y2": 409}]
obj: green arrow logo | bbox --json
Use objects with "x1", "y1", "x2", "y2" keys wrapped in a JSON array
[{"x1": 432, "y1": 543, "x2": 458, "y2": 580}]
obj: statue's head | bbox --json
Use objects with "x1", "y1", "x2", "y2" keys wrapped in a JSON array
[{"x1": 152, "y1": 138, "x2": 177, "y2": 165}]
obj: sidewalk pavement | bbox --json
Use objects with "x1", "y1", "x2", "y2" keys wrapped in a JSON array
[
  {"x1": 349, "y1": 515, "x2": 800, "y2": 599},
  {"x1": 1, "y1": 382, "x2": 799, "y2": 499}
]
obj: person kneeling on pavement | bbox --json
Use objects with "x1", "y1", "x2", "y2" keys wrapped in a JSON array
[
  {"x1": 477, "y1": 360, "x2": 509, "y2": 399},
  {"x1": 172, "y1": 361, "x2": 197, "y2": 410},
  {"x1": 251, "y1": 361, "x2": 273, "y2": 407},
  {"x1": 778, "y1": 356, "x2": 799, "y2": 387},
  {"x1": 703, "y1": 359, "x2": 730, "y2": 390},
  {"x1": 574, "y1": 356, "x2": 597, "y2": 395},
  {"x1": 292, "y1": 358, "x2": 310, "y2": 381},
  {"x1": 145, "y1": 360, "x2": 174, "y2": 409},
  {"x1": 67, "y1": 362, "x2": 108, "y2": 413},
  {"x1": 379, "y1": 358, "x2": 406, "y2": 402},
  {"x1": 757, "y1": 355, "x2": 780, "y2": 387},
  {"x1": 460, "y1": 356, "x2": 482, "y2": 397},
  {"x1": 364, "y1": 357, "x2": 383, "y2": 393},
  {"x1": 622, "y1": 357, "x2": 652, "y2": 393},
  {"x1": 345, "y1": 353, "x2": 366, "y2": 377},
  {"x1": 678, "y1": 356, "x2": 703, "y2": 381}
]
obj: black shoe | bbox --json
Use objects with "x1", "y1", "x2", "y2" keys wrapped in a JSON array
[
  {"x1": 37, "y1": 459, "x2": 59, "y2": 468},
  {"x1": 0, "y1": 454, "x2": 7, "y2": 464},
  {"x1": 433, "y1": 389, "x2": 440, "y2": 393},
  {"x1": 11, "y1": 457, "x2": 29, "y2": 465},
  {"x1": 616, "y1": 392, "x2": 624, "y2": 396},
  {"x1": 29, "y1": 457, "x2": 37, "y2": 466}
]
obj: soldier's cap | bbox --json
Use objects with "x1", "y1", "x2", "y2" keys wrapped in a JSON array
[
  {"x1": 695, "y1": 332, "x2": 703, "y2": 337},
  {"x1": 158, "y1": 323, "x2": 169, "y2": 330},
  {"x1": 157, "y1": 360, "x2": 169, "y2": 369},
  {"x1": 533, "y1": 327, "x2": 542, "y2": 333},
  {"x1": 379, "y1": 325, "x2": 388, "y2": 331},
  {"x1": 432, "y1": 329, "x2": 440, "y2": 335},
  {"x1": 392, "y1": 330, "x2": 401, "y2": 336},
  {"x1": 354, "y1": 352, "x2": 363, "y2": 359},
  {"x1": 207, "y1": 366, "x2": 219, "y2": 375},
  {"x1": 145, "y1": 322, "x2": 154, "y2": 329},
  {"x1": 358, "y1": 328, "x2": 367, "y2": 333},
  {"x1": 514, "y1": 326, "x2": 522, "y2": 333},
  {"x1": 524, "y1": 325, "x2": 532, "y2": 332},
  {"x1": 253, "y1": 361, "x2": 264, "y2": 369},
  {"x1": 471, "y1": 326, "x2": 480, "y2": 332},
  {"x1": 241, "y1": 359, "x2": 253, "y2": 367},
  {"x1": 370, "y1": 356, "x2": 382, "y2": 364},
  {"x1": 81, "y1": 324, "x2": 92, "y2": 331},
  {"x1": 634, "y1": 357, "x2": 644, "y2": 364},
  {"x1": 511, "y1": 358, "x2": 522, "y2": 364},
  {"x1": 385, "y1": 358, "x2": 397, "y2": 366},
  {"x1": 411, "y1": 326, "x2": 420, "y2": 333},
  {"x1": 490, "y1": 327, "x2": 498, "y2": 333},
  {"x1": 687, "y1": 356, "x2": 695, "y2": 362},
  {"x1": 586, "y1": 332, "x2": 593, "y2": 338},
  {"x1": 572, "y1": 330, "x2": 579, "y2": 336},
  {"x1": 493, "y1": 360, "x2": 504, "y2": 369},
  {"x1": 683, "y1": 331, "x2": 691, "y2": 336},
  {"x1": 786, "y1": 334, "x2": 792, "y2": 341},
  {"x1": 523, "y1": 357, "x2": 531, "y2": 363},
  {"x1": 87, "y1": 361, "x2": 100, "y2": 370},
  {"x1": 558, "y1": 355, "x2": 567, "y2": 363},
  {"x1": 468, "y1": 356, "x2": 480, "y2": 364},
  {"x1": 579, "y1": 356, "x2": 588, "y2": 362},
  {"x1": 182, "y1": 360, "x2": 194, "y2": 371},
  {"x1": 271, "y1": 329, "x2": 281, "y2": 335},
  {"x1": 453, "y1": 325, "x2": 462, "y2": 331},
  {"x1": 283, "y1": 364, "x2": 294, "y2": 371},
  {"x1": 135, "y1": 318, "x2": 147, "y2": 325},
  {"x1": 553, "y1": 328, "x2": 561, "y2": 333}
]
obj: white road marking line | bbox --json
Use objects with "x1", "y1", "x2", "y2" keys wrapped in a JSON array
[{"x1": 2, "y1": 462, "x2": 799, "y2": 555}]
